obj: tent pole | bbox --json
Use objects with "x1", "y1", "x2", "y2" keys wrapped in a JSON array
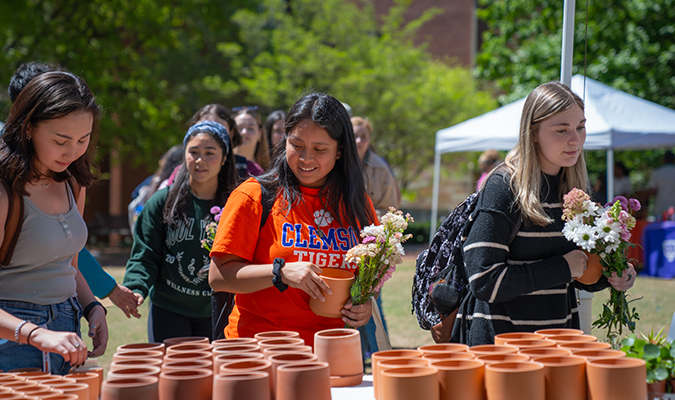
[
  {"x1": 607, "y1": 149, "x2": 615, "y2": 201},
  {"x1": 560, "y1": 0, "x2": 575, "y2": 86},
  {"x1": 430, "y1": 150, "x2": 441, "y2": 244}
]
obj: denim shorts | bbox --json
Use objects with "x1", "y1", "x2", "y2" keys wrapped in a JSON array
[{"x1": 0, "y1": 297, "x2": 82, "y2": 375}]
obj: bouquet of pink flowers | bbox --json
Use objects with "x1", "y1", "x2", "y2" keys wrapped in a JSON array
[
  {"x1": 345, "y1": 208, "x2": 413, "y2": 306},
  {"x1": 200, "y1": 206, "x2": 223, "y2": 252},
  {"x1": 562, "y1": 188, "x2": 641, "y2": 346}
]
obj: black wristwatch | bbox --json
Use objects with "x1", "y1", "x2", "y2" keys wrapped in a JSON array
[{"x1": 272, "y1": 258, "x2": 288, "y2": 293}]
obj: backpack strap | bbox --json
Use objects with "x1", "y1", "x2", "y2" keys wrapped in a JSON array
[
  {"x1": 0, "y1": 178, "x2": 23, "y2": 267},
  {"x1": 256, "y1": 178, "x2": 272, "y2": 230}
]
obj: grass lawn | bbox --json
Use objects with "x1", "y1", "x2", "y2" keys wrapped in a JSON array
[{"x1": 94, "y1": 246, "x2": 675, "y2": 377}]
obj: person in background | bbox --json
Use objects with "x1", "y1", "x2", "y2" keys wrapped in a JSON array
[
  {"x1": 124, "y1": 121, "x2": 237, "y2": 342},
  {"x1": 265, "y1": 110, "x2": 287, "y2": 163},
  {"x1": 234, "y1": 107, "x2": 270, "y2": 171},
  {"x1": 613, "y1": 162, "x2": 632, "y2": 198},
  {"x1": 0, "y1": 71, "x2": 108, "y2": 372},
  {"x1": 7, "y1": 62, "x2": 139, "y2": 319},
  {"x1": 476, "y1": 150, "x2": 501, "y2": 191},
  {"x1": 648, "y1": 150, "x2": 675, "y2": 220},
  {"x1": 128, "y1": 144, "x2": 183, "y2": 234},
  {"x1": 351, "y1": 116, "x2": 399, "y2": 361},
  {"x1": 453, "y1": 82, "x2": 635, "y2": 345},
  {"x1": 209, "y1": 93, "x2": 376, "y2": 347},
  {"x1": 592, "y1": 172, "x2": 607, "y2": 205}
]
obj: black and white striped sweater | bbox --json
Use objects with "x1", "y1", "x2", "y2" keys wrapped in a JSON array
[{"x1": 451, "y1": 171, "x2": 609, "y2": 345}]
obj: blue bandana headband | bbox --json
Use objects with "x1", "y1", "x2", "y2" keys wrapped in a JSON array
[{"x1": 183, "y1": 120, "x2": 231, "y2": 154}]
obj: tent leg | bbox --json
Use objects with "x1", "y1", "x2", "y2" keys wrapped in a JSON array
[
  {"x1": 430, "y1": 151, "x2": 441, "y2": 244},
  {"x1": 607, "y1": 149, "x2": 614, "y2": 202}
]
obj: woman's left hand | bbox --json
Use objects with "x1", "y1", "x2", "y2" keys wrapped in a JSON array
[
  {"x1": 341, "y1": 298, "x2": 372, "y2": 327},
  {"x1": 607, "y1": 263, "x2": 637, "y2": 291},
  {"x1": 86, "y1": 306, "x2": 109, "y2": 358}
]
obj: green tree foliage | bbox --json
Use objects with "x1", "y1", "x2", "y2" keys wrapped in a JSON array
[
  {"x1": 0, "y1": 0, "x2": 254, "y2": 163},
  {"x1": 205, "y1": 0, "x2": 497, "y2": 190},
  {"x1": 476, "y1": 0, "x2": 675, "y2": 182}
]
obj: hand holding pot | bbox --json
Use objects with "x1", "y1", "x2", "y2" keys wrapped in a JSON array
[
  {"x1": 341, "y1": 298, "x2": 372, "y2": 327},
  {"x1": 282, "y1": 262, "x2": 332, "y2": 301}
]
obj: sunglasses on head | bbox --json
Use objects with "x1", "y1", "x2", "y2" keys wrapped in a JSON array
[{"x1": 232, "y1": 105, "x2": 259, "y2": 112}]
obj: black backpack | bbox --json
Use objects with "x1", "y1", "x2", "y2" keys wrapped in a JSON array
[
  {"x1": 211, "y1": 179, "x2": 273, "y2": 340},
  {"x1": 412, "y1": 191, "x2": 521, "y2": 335}
]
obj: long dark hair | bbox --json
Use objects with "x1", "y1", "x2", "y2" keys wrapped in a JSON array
[
  {"x1": 257, "y1": 92, "x2": 375, "y2": 231},
  {"x1": 163, "y1": 128, "x2": 238, "y2": 228},
  {"x1": 189, "y1": 104, "x2": 242, "y2": 148},
  {"x1": 0, "y1": 71, "x2": 100, "y2": 195}
]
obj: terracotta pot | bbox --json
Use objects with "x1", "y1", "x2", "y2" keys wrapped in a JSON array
[
  {"x1": 37, "y1": 378, "x2": 73, "y2": 387},
  {"x1": 376, "y1": 358, "x2": 430, "y2": 399},
  {"x1": 276, "y1": 362, "x2": 331, "y2": 400},
  {"x1": 254, "y1": 331, "x2": 300, "y2": 341},
  {"x1": 1, "y1": 381, "x2": 37, "y2": 391},
  {"x1": 107, "y1": 366, "x2": 162, "y2": 382},
  {"x1": 158, "y1": 369, "x2": 212, "y2": 400},
  {"x1": 417, "y1": 343, "x2": 469, "y2": 354},
  {"x1": 313, "y1": 328, "x2": 363, "y2": 387},
  {"x1": 69, "y1": 366, "x2": 103, "y2": 396},
  {"x1": 558, "y1": 341, "x2": 612, "y2": 352},
  {"x1": 485, "y1": 362, "x2": 545, "y2": 400},
  {"x1": 475, "y1": 353, "x2": 530, "y2": 365},
  {"x1": 116, "y1": 343, "x2": 166, "y2": 354},
  {"x1": 214, "y1": 353, "x2": 265, "y2": 375},
  {"x1": 380, "y1": 366, "x2": 439, "y2": 400},
  {"x1": 422, "y1": 352, "x2": 476, "y2": 364},
  {"x1": 572, "y1": 349, "x2": 626, "y2": 362},
  {"x1": 518, "y1": 348, "x2": 571, "y2": 359},
  {"x1": 212, "y1": 337, "x2": 258, "y2": 349},
  {"x1": 576, "y1": 253, "x2": 605, "y2": 285},
  {"x1": 161, "y1": 360, "x2": 213, "y2": 373},
  {"x1": 533, "y1": 356, "x2": 587, "y2": 400},
  {"x1": 503, "y1": 339, "x2": 557, "y2": 350},
  {"x1": 162, "y1": 336, "x2": 210, "y2": 346},
  {"x1": 0, "y1": 374, "x2": 18, "y2": 382},
  {"x1": 494, "y1": 332, "x2": 545, "y2": 345},
  {"x1": 308, "y1": 269, "x2": 354, "y2": 318},
  {"x1": 110, "y1": 358, "x2": 163, "y2": 372},
  {"x1": 263, "y1": 345, "x2": 313, "y2": 359},
  {"x1": 547, "y1": 334, "x2": 597, "y2": 346},
  {"x1": 212, "y1": 372, "x2": 271, "y2": 400},
  {"x1": 219, "y1": 360, "x2": 274, "y2": 397},
  {"x1": 586, "y1": 357, "x2": 647, "y2": 400},
  {"x1": 534, "y1": 328, "x2": 584, "y2": 337},
  {"x1": 268, "y1": 353, "x2": 319, "y2": 392},
  {"x1": 0, "y1": 389, "x2": 11, "y2": 394},
  {"x1": 12, "y1": 384, "x2": 62, "y2": 398},
  {"x1": 101, "y1": 377, "x2": 159, "y2": 400},
  {"x1": 165, "y1": 343, "x2": 213, "y2": 355},
  {"x1": 430, "y1": 359, "x2": 486, "y2": 400},
  {"x1": 47, "y1": 383, "x2": 89, "y2": 400},
  {"x1": 648, "y1": 380, "x2": 667, "y2": 396},
  {"x1": 212, "y1": 344, "x2": 261, "y2": 356},
  {"x1": 163, "y1": 351, "x2": 213, "y2": 366},
  {"x1": 468, "y1": 344, "x2": 519, "y2": 357},
  {"x1": 64, "y1": 372, "x2": 99, "y2": 400},
  {"x1": 14, "y1": 371, "x2": 51, "y2": 380},
  {"x1": 40, "y1": 395, "x2": 79, "y2": 400},
  {"x1": 371, "y1": 349, "x2": 423, "y2": 400},
  {"x1": 257, "y1": 338, "x2": 305, "y2": 351},
  {"x1": 0, "y1": 394, "x2": 26, "y2": 400},
  {"x1": 112, "y1": 350, "x2": 164, "y2": 362},
  {"x1": 7, "y1": 368, "x2": 42, "y2": 373}
]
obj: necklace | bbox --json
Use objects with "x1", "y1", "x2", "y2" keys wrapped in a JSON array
[{"x1": 41, "y1": 183, "x2": 50, "y2": 188}]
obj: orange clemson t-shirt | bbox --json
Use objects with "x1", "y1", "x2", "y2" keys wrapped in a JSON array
[{"x1": 210, "y1": 178, "x2": 376, "y2": 347}]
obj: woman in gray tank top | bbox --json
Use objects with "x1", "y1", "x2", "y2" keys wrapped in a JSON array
[{"x1": 0, "y1": 71, "x2": 108, "y2": 374}]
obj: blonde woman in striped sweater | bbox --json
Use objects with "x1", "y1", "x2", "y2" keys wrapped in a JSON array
[{"x1": 452, "y1": 82, "x2": 636, "y2": 345}]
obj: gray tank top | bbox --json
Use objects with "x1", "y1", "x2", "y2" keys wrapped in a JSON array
[{"x1": 0, "y1": 186, "x2": 87, "y2": 305}]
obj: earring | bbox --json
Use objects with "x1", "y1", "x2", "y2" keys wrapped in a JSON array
[{"x1": 27, "y1": 136, "x2": 32, "y2": 141}]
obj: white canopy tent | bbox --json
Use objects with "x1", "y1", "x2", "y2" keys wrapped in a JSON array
[{"x1": 431, "y1": 74, "x2": 675, "y2": 234}]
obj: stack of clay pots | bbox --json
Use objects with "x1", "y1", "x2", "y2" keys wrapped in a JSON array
[
  {"x1": 371, "y1": 328, "x2": 648, "y2": 400},
  {"x1": 0, "y1": 367, "x2": 103, "y2": 400}
]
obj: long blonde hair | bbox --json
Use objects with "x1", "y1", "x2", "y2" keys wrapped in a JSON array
[{"x1": 504, "y1": 82, "x2": 589, "y2": 226}]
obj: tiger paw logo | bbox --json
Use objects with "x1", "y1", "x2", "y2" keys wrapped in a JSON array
[{"x1": 314, "y1": 209, "x2": 333, "y2": 227}]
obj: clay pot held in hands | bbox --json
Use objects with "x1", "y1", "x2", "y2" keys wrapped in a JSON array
[
  {"x1": 308, "y1": 269, "x2": 354, "y2": 318},
  {"x1": 101, "y1": 377, "x2": 158, "y2": 400},
  {"x1": 313, "y1": 328, "x2": 363, "y2": 387},
  {"x1": 212, "y1": 372, "x2": 271, "y2": 400},
  {"x1": 276, "y1": 362, "x2": 332, "y2": 400},
  {"x1": 576, "y1": 252, "x2": 604, "y2": 285}
]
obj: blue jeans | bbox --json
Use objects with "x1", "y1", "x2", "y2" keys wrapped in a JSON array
[
  {"x1": 0, "y1": 297, "x2": 82, "y2": 375},
  {"x1": 359, "y1": 296, "x2": 388, "y2": 359}
]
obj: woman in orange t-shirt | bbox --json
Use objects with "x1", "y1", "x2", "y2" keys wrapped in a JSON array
[{"x1": 209, "y1": 92, "x2": 377, "y2": 347}]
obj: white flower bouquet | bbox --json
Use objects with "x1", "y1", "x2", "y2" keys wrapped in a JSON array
[
  {"x1": 562, "y1": 188, "x2": 641, "y2": 346},
  {"x1": 345, "y1": 208, "x2": 413, "y2": 307}
]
